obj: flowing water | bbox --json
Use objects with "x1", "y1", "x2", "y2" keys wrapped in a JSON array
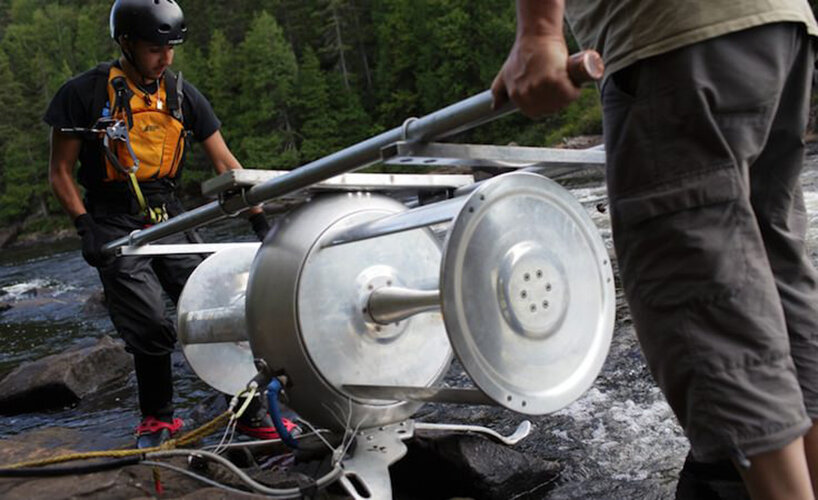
[{"x1": 4, "y1": 150, "x2": 818, "y2": 498}]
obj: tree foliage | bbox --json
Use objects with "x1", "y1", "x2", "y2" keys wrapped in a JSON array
[{"x1": 7, "y1": 0, "x2": 806, "y2": 227}]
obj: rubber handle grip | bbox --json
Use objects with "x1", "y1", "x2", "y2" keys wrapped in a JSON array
[{"x1": 567, "y1": 50, "x2": 604, "y2": 85}]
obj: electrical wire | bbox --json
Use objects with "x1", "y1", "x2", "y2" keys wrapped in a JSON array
[
  {"x1": 266, "y1": 379, "x2": 299, "y2": 449},
  {"x1": 140, "y1": 461, "x2": 269, "y2": 498},
  {"x1": 145, "y1": 449, "x2": 343, "y2": 497}
]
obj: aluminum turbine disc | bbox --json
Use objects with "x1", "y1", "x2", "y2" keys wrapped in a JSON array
[
  {"x1": 178, "y1": 246, "x2": 259, "y2": 395},
  {"x1": 441, "y1": 172, "x2": 615, "y2": 414}
]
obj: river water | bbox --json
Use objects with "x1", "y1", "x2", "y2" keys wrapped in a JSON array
[{"x1": 4, "y1": 149, "x2": 818, "y2": 498}]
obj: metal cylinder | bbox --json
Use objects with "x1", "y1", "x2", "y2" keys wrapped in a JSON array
[
  {"x1": 179, "y1": 305, "x2": 247, "y2": 344},
  {"x1": 367, "y1": 287, "x2": 441, "y2": 325}
]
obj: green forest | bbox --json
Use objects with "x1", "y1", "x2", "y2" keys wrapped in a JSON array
[{"x1": 0, "y1": 0, "x2": 816, "y2": 233}]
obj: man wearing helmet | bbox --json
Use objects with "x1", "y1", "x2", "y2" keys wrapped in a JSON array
[{"x1": 45, "y1": 0, "x2": 274, "y2": 447}]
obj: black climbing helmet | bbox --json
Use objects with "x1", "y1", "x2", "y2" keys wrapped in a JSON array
[{"x1": 110, "y1": 0, "x2": 187, "y2": 46}]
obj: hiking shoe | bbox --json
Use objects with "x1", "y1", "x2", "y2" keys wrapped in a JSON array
[
  {"x1": 236, "y1": 411, "x2": 299, "y2": 440},
  {"x1": 135, "y1": 416, "x2": 183, "y2": 449}
]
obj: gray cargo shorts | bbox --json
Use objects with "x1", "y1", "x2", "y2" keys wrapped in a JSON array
[{"x1": 602, "y1": 22, "x2": 818, "y2": 462}]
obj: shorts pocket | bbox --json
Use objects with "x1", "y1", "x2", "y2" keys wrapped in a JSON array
[{"x1": 613, "y1": 165, "x2": 749, "y2": 308}]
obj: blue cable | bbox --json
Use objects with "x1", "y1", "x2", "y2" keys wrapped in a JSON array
[{"x1": 266, "y1": 378, "x2": 299, "y2": 449}]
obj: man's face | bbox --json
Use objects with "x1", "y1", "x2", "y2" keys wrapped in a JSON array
[{"x1": 127, "y1": 38, "x2": 175, "y2": 81}]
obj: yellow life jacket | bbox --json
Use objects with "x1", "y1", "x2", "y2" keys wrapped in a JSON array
[{"x1": 104, "y1": 65, "x2": 186, "y2": 183}]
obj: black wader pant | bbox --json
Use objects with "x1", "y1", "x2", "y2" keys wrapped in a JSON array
[{"x1": 87, "y1": 192, "x2": 203, "y2": 420}]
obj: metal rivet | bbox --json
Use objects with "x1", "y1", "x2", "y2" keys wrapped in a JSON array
[
  {"x1": 536, "y1": 270, "x2": 543, "y2": 278},
  {"x1": 522, "y1": 401, "x2": 527, "y2": 407},
  {"x1": 368, "y1": 284, "x2": 374, "y2": 290},
  {"x1": 546, "y1": 284, "x2": 552, "y2": 291},
  {"x1": 530, "y1": 304, "x2": 537, "y2": 312},
  {"x1": 542, "y1": 301, "x2": 549, "y2": 309},
  {"x1": 479, "y1": 195, "x2": 485, "y2": 201},
  {"x1": 375, "y1": 326, "x2": 382, "y2": 332},
  {"x1": 468, "y1": 207, "x2": 475, "y2": 213},
  {"x1": 507, "y1": 395, "x2": 512, "y2": 402},
  {"x1": 524, "y1": 273, "x2": 530, "y2": 281},
  {"x1": 521, "y1": 290, "x2": 528, "y2": 299},
  {"x1": 386, "y1": 280, "x2": 393, "y2": 286}
]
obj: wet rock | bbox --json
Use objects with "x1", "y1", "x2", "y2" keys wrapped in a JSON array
[
  {"x1": 0, "y1": 336, "x2": 131, "y2": 415},
  {"x1": 0, "y1": 427, "x2": 347, "y2": 499},
  {"x1": 81, "y1": 289, "x2": 108, "y2": 316},
  {"x1": 392, "y1": 432, "x2": 561, "y2": 499}
]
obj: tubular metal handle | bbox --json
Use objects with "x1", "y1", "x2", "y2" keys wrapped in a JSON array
[{"x1": 567, "y1": 50, "x2": 605, "y2": 85}]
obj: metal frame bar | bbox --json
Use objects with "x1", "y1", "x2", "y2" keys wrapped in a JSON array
[
  {"x1": 103, "y1": 91, "x2": 514, "y2": 252},
  {"x1": 382, "y1": 141, "x2": 605, "y2": 169}
]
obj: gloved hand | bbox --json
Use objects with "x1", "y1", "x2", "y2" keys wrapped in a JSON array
[
  {"x1": 249, "y1": 212, "x2": 271, "y2": 241},
  {"x1": 74, "y1": 214, "x2": 112, "y2": 267}
]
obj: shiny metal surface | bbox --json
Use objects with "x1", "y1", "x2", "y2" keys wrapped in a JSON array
[
  {"x1": 414, "y1": 420, "x2": 531, "y2": 446},
  {"x1": 339, "y1": 421, "x2": 415, "y2": 500},
  {"x1": 177, "y1": 246, "x2": 259, "y2": 394},
  {"x1": 246, "y1": 193, "x2": 452, "y2": 430},
  {"x1": 341, "y1": 384, "x2": 494, "y2": 405},
  {"x1": 201, "y1": 169, "x2": 474, "y2": 197},
  {"x1": 367, "y1": 287, "x2": 441, "y2": 325},
  {"x1": 441, "y1": 172, "x2": 615, "y2": 415},
  {"x1": 382, "y1": 141, "x2": 605, "y2": 170},
  {"x1": 103, "y1": 91, "x2": 515, "y2": 252},
  {"x1": 179, "y1": 304, "x2": 247, "y2": 344},
  {"x1": 323, "y1": 197, "x2": 465, "y2": 248},
  {"x1": 117, "y1": 242, "x2": 260, "y2": 256}
]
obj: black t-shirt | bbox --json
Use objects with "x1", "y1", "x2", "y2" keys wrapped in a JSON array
[{"x1": 43, "y1": 61, "x2": 221, "y2": 194}]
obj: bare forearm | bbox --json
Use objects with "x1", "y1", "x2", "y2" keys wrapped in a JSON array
[
  {"x1": 49, "y1": 166, "x2": 86, "y2": 220},
  {"x1": 516, "y1": 0, "x2": 565, "y2": 38}
]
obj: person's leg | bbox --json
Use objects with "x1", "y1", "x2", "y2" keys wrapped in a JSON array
[
  {"x1": 602, "y1": 22, "x2": 813, "y2": 496},
  {"x1": 745, "y1": 24, "x2": 818, "y2": 496},
  {"x1": 804, "y1": 425, "x2": 818, "y2": 495},
  {"x1": 738, "y1": 437, "x2": 813, "y2": 500},
  {"x1": 96, "y1": 225, "x2": 179, "y2": 419}
]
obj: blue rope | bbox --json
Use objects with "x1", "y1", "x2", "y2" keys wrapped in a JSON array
[{"x1": 266, "y1": 378, "x2": 299, "y2": 449}]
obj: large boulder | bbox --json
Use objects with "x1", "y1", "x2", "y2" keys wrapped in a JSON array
[
  {"x1": 0, "y1": 336, "x2": 131, "y2": 415},
  {"x1": 392, "y1": 431, "x2": 562, "y2": 499}
]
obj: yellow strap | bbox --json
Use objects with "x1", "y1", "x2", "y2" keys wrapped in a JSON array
[{"x1": 128, "y1": 172, "x2": 160, "y2": 224}]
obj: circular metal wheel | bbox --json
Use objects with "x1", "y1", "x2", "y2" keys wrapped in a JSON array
[
  {"x1": 247, "y1": 193, "x2": 452, "y2": 431},
  {"x1": 178, "y1": 246, "x2": 259, "y2": 395},
  {"x1": 441, "y1": 172, "x2": 615, "y2": 415}
]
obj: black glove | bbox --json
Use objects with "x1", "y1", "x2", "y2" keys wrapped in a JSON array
[
  {"x1": 249, "y1": 212, "x2": 271, "y2": 241},
  {"x1": 74, "y1": 214, "x2": 112, "y2": 267}
]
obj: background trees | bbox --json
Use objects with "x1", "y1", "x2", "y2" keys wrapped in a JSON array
[{"x1": 5, "y1": 0, "x2": 815, "y2": 230}]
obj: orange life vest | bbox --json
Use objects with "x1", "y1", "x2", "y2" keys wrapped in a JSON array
[{"x1": 104, "y1": 65, "x2": 186, "y2": 183}]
